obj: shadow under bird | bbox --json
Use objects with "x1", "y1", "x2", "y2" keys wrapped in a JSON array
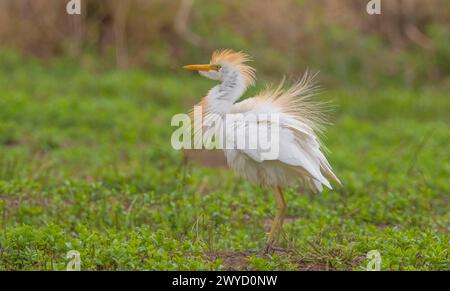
[{"x1": 183, "y1": 49, "x2": 341, "y2": 253}]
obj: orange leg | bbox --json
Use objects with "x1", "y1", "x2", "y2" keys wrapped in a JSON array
[{"x1": 264, "y1": 187, "x2": 286, "y2": 254}]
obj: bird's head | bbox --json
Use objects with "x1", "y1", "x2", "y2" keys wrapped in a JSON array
[{"x1": 183, "y1": 49, "x2": 256, "y2": 88}]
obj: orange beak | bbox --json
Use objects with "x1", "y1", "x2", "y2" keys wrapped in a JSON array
[{"x1": 183, "y1": 64, "x2": 219, "y2": 71}]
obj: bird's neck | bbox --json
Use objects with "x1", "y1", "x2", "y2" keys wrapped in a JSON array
[{"x1": 206, "y1": 71, "x2": 246, "y2": 114}]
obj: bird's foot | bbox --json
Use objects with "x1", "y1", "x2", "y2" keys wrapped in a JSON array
[
  {"x1": 262, "y1": 243, "x2": 274, "y2": 255},
  {"x1": 262, "y1": 243, "x2": 289, "y2": 255},
  {"x1": 262, "y1": 239, "x2": 278, "y2": 255},
  {"x1": 263, "y1": 222, "x2": 282, "y2": 255}
]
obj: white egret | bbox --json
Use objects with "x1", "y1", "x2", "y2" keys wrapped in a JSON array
[{"x1": 183, "y1": 49, "x2": 340, "y2": 253}]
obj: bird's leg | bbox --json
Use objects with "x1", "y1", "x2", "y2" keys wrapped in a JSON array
[{"x1": 264, "y1": 187, "x2": 286, "y2": 254}]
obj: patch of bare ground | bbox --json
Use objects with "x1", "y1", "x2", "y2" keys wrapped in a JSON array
[
  {"x1": 206, "y1": 251, "x2": 366, "y2": 271},
  {"x1": 296, "y1": 261, "x2": 330, "y2": 271},
  {"x1": 206, "y1": 251, "x2": 256, "y2": 270},
  {"x1": 297, "y1": 255, "x2": 366, "y2": 271},
  {"x1": 205, "y1": 250, "x2": 323, "y2": 270}
]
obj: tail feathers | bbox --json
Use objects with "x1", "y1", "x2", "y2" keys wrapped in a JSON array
[{"x1": 292, "y1": 166, "x2": 333, "y2": 193}]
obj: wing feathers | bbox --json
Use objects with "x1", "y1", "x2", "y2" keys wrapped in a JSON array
[{"x1": 225, "y1": 72, "x2": 340, "y2": 192}]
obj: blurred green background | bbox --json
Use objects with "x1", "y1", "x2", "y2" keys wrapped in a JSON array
[
  {"x1": 0, "y1": 0, "x2": 448, "y2": 270},
  {"x1": 1, "y1": 0, "x2": 449, "y2": 86}
]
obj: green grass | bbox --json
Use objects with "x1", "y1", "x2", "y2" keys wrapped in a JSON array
[{"x1": 0, "y1": 51, "x2": 448, "y2": 270}]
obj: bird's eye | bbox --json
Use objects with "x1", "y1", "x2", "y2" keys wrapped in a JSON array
[{"x1": 213, "y1": 65, "x2": 221, "y2": 71}]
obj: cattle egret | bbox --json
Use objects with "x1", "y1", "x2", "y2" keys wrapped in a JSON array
[{"x1": 183, "y1": 49, "x2": 340, "y2": 253}]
